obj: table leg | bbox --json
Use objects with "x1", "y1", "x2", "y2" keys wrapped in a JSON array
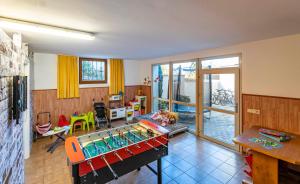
[
  {"x1": 252, "y1": 151, "x2": 278, "y2": 184},
  {"x1": 157, "y1": 158, "x2": 162, "y2": 184},
  {"x1": 49, "y1": 138, "x2": 63, "y2": 153},
  {"x1": 70, "y1": 120, "x2": 74, "y2": 135},
  {"x1": 85, "y1": 117, "x2": 89, "y2": 131},
  {"x1": 47, "y1": 137, "x2": 60, "y2": 152},
  {"x1": 47, "y1": 133, "x2": 66, "y2": 153}
]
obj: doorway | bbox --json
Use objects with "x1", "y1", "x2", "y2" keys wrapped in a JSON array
[{"x1": 199, "y1": 56, "x2": 240, "y2": 148}]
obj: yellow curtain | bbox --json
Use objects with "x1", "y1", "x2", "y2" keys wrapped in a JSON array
[
  {"x1": 57, "y1": 55, "x2": 79, "y2": 98},
  {"x1": 109, "y1": 59, "x2": 125, "y2": 95}
]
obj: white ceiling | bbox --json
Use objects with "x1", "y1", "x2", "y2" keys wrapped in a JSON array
[{"x1": 0, "y1": 0, "x2": 300, "y2": 60}]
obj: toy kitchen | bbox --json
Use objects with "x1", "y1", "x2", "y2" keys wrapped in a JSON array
[{"x1": 106, "y1": 95, "x2": 126, "y2": 121}]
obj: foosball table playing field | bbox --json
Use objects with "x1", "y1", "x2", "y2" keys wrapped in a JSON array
[{"x1": 65, "y1": 120, "x2": 169, "y2": 184}]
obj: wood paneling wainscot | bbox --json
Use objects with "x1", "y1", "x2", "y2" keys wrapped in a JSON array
[
  {"x1": 32, "y1": 85, "x2": 151, "y2": 127},
  {"x1": 141, "y1": 85, "x2": 152, "y2": 113},
  {"x1": 243, "y1": 94, "x2": 300, "y2": 135},
  {"x1": 124, "y1": 85, "x2": 142, "y2": 103},
  {"x1": 33, "y1": 87, "x2": 108, "y2": 127}
]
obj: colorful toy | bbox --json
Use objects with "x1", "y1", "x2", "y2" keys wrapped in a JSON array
[
  {"x1": 249, "y1": 137, "x2": 282, "y2": 150},
  {"x1": 259, "y1": 128, "x2": 286, "y2": 137},
  {"x1": 259, "y1": 128, "x2": 291, "y2": 142},
  {"x1": 150, "y1": 111, "x2": 177, "y2": 126},
  {"x1": 259, "y1": 132, "x2": 291, "y2": 142},
  {"x1": 57, "y1": 114, "x2": 70, "y2": 127}
]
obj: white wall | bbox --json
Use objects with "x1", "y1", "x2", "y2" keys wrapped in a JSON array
[
  {"x1": 124, "y1": 60, "x2": 143, "y2": 86},
  {"x1": 139, "y1": 34, "x2": 300, "y2": 98},
  {"x1": 32, "y1": 53, "x2": 143, "y2": 90},
  {"x1": 33, "y1": 34, "x2": 300, "y2": 98},
  {"x1": 33, "y1": 53, "x2": 57, "y2": 89}
]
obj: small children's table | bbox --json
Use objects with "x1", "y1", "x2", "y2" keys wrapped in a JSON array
[
  {"x1": 69, "y1": 114, "x2": 89, "y2": 135},
  {"x1": 43, "y1": 126, "x2": 70, "y2": 153}
]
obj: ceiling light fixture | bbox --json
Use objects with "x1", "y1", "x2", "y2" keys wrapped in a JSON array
[{"x1": 0, "y1": 17, "x2": 95, "y2": 40}]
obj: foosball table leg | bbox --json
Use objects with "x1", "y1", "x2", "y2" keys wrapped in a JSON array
[{"x1": 157, "y1": 158, "x2": 162, "y2": 184}]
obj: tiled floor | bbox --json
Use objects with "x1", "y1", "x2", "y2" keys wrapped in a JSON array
[{"x1": 25, "y1": 121, "x2": 250, "y2": 184}]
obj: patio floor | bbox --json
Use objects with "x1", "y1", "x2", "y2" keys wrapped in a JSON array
[
  {"x1": 177, "y1": 110, "x2": 235, "y2": 145},
  {"x1": 203, "y1": 110, "x2": 235, "y2": 145}
]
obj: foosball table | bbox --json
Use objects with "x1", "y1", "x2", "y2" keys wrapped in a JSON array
[{"x1": 65, "y1": 120, "x2": 169, "y2": 184}]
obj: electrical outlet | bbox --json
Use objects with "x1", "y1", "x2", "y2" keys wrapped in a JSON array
[{"x1": 247, "y1": 108, "x2": 260, "y2": 115}]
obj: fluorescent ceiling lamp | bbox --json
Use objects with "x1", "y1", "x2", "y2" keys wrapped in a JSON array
[{"x1": 0, "y1": 17, "x2": 95, "y2": 40}]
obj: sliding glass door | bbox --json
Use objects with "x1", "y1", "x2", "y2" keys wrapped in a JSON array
[
  {"x1": 151, "y1": 55, "x2": 240, "y2": 148},
  {"x1": 172, "y1": 61, "x2": 196, "y2": 132},
  {"x1": 151, "y1": 61, "x2": 197, "y2": 132},
  {"x1": 200, "y1": 56, "x2": 240, "y2": 147},
  {"x1": 152, "y1": 64, "x2": 170, "y2": 112}
]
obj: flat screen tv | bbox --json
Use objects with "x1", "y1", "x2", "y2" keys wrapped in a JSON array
[{"x1": 12, "y1": 76, "x2": 27, "y2": 124}]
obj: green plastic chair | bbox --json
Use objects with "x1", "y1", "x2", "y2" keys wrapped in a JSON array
[{"x1": 85, "y1": 111, "x2": 95, "y2": 130}]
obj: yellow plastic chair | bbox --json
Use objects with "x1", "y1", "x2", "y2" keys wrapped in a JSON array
[{"x1": 85, "y1": 111, "x2": 95, "y2": 130}]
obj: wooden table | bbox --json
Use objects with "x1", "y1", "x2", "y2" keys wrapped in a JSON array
[{"x1": 233, "y1": 126, "x2": 300, "y2": 184}]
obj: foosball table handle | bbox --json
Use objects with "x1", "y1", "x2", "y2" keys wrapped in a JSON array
[
  {"x1": 87, "y1": 160, "x2": 98, "y2": 177},
  {"x1": 102, "y1": 156, "x2": 119, "y2": 179},
  {"x1": 111, "y1": 170, "x2": 118, "y2": 179}
]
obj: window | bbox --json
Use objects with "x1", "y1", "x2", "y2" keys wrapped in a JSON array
[
  {"x1": 202, "y1": 56, "x2": 239, "y2": 69},
  {"x1": 151, "y1": 61, "x2": 197, "y2": 131},
  {"x1": 172, "y1": 61, "x2": 196, "y2": 104},
  {"x1": 152, "y1": 64, "x2": 169, "y2": 111},
  {"x1": 79, "y1": 58, "x2": 107, "y2": 84},
  {"x1": 172, "y1": 60, "x2": 196, "y2": 131}
]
